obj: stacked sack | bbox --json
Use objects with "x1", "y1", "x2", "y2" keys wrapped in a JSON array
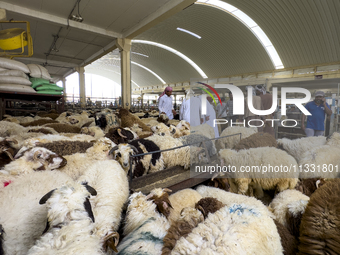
[
  {"x1": 28, "y1": 64, "x2": 64, "y2": 95},
  {"x1": 0, "y1": 57, "x2": 36, "y2": 93}
]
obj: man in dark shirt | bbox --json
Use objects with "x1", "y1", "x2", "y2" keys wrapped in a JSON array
[{"x1": 301, "y1": 91, "x2": 332, "y2": 137}]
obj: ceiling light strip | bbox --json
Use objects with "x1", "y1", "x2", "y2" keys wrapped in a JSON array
[
  {"x1": 132, "y1": 40, "x2": 208, "y2": 78},
  {"x1": 176, "y1": 27, "x2": 201, "y2": 39},
  {"x1": 196, "y1": 0, "x2": 284, "y2": 69}
]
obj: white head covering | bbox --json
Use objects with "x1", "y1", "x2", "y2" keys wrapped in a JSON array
[
  {"x1": 245, "y1": 86, "x2": 256, "y2": 96},
  {"x1": 255, "y1": 85, "x2": 266, "y2": 95},
  {"x1": 185, "y1": 88, "x2": 195, "y2": 99}
]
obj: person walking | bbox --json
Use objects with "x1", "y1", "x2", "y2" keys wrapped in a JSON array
[
  {"x1": 301, "y1": 91, "x2": 332, "y2": 137},
  {"x1": 158, "y1": 86, "x2": 176, "y2": 120}
]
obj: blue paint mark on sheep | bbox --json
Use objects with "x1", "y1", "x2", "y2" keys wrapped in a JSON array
[{"x1": 228, "y1": 204, "x2": 260, "y2": 217}]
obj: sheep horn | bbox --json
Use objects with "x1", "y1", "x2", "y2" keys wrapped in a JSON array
[
  {"x1": 82, "y1": 183, "x2": 97, "y2": 196},
  {"x1": 128, "y1": 145, "x2": 139, "y2": 154},
  {"x1": 196, "y1": 205, "x2": 205, "y2": 217},
  {"x1": 39, "y1": 189, "x2": 56, "y2": 204},
  {"x1": 117, "y1": 128, "x2": 127, "y2": 138},
  {"x1": 5, "y1": 138, "x2": 18, "y2": 144},
  {"x1": 4, "y1": 150, "x2": 14, "y2": 161},
  {"x1": 316, "y1": 180, "x2": 321, "y2": 189},
  {"x1": 163, "y1": 188, "x2": 172, "y2": 193},
  {"x1": 109, "y1": 145, "x2": 119, "y2": 155}
]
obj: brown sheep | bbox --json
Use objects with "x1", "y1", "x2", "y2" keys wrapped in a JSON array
[
  {"x1": 146, "y1": 188, "x2": 173, "y2": 218},
  {"x1": 161, "y1": 207, "x2": 204, "y2": 255},
  {"x1": 274, "y1": 219, "x2": 298, "y2": 255},
  {"x1": 0, "y1": 138, "x2": 17, "y2": 168},
  {"x1": 117, "y1": 108, "x2": 151, "y2": 132},
  {"x1": 104, "y1": 127, "x2": 135, "y2": 145},
  {"x1": 295, "y1": 178, "x2": 326, "y2": 197},
  {"x1": 21, "y1": 119, "x2": 59, "y2": 127},
  {"x1": 195, "y1": 197, "x2": 225, "y2": 219},
  {"x1": 36, "y1": 141, "x2": 95, "y2": 156},
  {"x1": 298, "y1": 179, "x2": 340, "y2": 255},
  {"x1": 27, "y1": 128, "x2": 55, "y2": 135},
  {"x1": 233, "y1": 132, "x2": 277, "y2": 151},
  {"x1": 43, "y1": 123, "x2": 81, "y2": 133}
]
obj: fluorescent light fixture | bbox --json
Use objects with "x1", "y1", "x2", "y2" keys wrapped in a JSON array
[
  {"x1": 132, "y1": 52, "x2": 149, "y2": 58},
  {"x1": 132, "y1": 61, "x2": 166, "y2": 84},
  {"x1": 196, "y1": 0, "x2": 284, "y2": 69},
  {"x1": 131, "y1": 80, "x2": 140, "y2": 87},
  {"x1": 132, "y1": 40, "x2": 208, "y2": 79},
  {"x1": 176, "y1": 27, "x2": 201, "y2": 39}
]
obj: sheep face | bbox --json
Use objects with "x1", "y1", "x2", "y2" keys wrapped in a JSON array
[
  {"x1": 111, "y1": 144, "x2": 134, "y2": 171},
  {"x1": 23, "y1": 147, "x2": 67, "y2": 171},
  {"x1": 176, "y1": 120, "x2": 190, "y2": 131},
  {"x1": 39, "y1": 183, "x2": 97, "y2": 231},
  {"x1": 95, "y1": 114, "x2": 107, "y2": 130},
  {"x1": 0, "y1": 138, "x2": 16, "y2": 161},
  {"x1": 151, "y1": 123, "x2": 170, "y2": 136},
  {"x1": 67, "y1": 116, "x2": 80, "y2": 125}
]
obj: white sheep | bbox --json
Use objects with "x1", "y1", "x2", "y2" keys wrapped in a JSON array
[
  {"x1": 0, "y1": 121, "x2": 26, "y2": 137},
  {"x1": 277, "y1": 136, "x2": 327, "y2": 163},
  {"x1": 81, "y1": 126, "x2": 105, "y2": 139},
  {"x1": 172, "y1": 186, "x2": 283, "y2": 255},
  {"x1": 26, "y1": 182, "x2": 104, "y2": 255},
  {"x1": 168, "y1": 189, "x2": 202, "y2": 224},
  {"x1": 268, "y1": 189, "x2": 309, "y2": 237},
  {"x1": 218, "y1": 147, "x2": 299, "y2": 197},
  {"x1": 146, "y1": 135, "x2": 190, "y2": 169},
  {"x1": 191, "y1": 123, "x2": 215, "y2": 140},
  {"x1": 216, "y1": 126, "x2": 257, "y2": 150},
  {"x1": 117, "y1": 188, "x2": 171, "y2": 255},
  {"x1": 60, "y1": 138, "x2": 115, "y2": 180},
  {"x1": 77, "y1": 160, "x2": 129, "y2": 250},
  {"x1": 0, "y1": 171, "x2": 74, "y2": 255}
]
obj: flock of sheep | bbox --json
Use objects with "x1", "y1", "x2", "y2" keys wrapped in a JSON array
[{"x1": 0, "y1": 107, "x2": 339, "y2": 255}]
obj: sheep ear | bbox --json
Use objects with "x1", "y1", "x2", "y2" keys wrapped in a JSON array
[
  {"x1": 82, "y1": 183, "x2": 97, "y2": 196},
  {"x1": 39, "y1": 189, "x2": 56, "y2": 204},
  {"x1": 170, "y1": 127, "x2": 176, "y2": 134},
  {"x1": 42, "y1": 219, "x2": 50, "y2": 234},
  {"x1": 84, "y1": 197, "x2": 95, "y2": 222}
]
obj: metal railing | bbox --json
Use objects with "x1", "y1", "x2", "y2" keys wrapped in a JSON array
[{"x1": 127, "y1": 132, "x2": 242, "y2": 181}]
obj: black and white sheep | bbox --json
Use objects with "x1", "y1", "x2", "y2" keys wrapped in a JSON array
[
  {"x1": 110, "y1": 138, "x2": 164, "y2": 178},
  {"x1": 26, "y1": 182, "x2": 106, "y2": 255}
]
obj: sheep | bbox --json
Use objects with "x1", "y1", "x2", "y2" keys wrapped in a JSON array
[
  {"x1": 0, "y1": 137, "x2": 17, "y2": 168},
  {"x1": 60, "y1": 138, "x2": 115, "y2": 180},
  {"x1": 162, "y1": 207, "x2": 204, "y2": 255},
  {"x1": 104, "y1": 127, "x2": 136, "y2": 145},
  {"x1": 0, "y1": 121, "x2": 26, "y2": 137},
  {"x1": 298, "y1": 145, "x2": 340, "y2": 178},
  {"x1": 151, "y1": 122, "x2": 173, "y2": 136},
  {"x1": 140, "y1": 117, "x2": 159, "y2": 127},
  {"x1": 295, "y1": 177, "x2": 326, "y2": 196},
  {"x1": 146, "y1": 135, "x2": 190, "y2": 169},
  {"x1": 218, "y1": 147, "x2": 299, "y2": 198},
  {"x1": 179, "y1": 133, "x2": 217, "y2": 157},
  {"x1": 298, "y1": 179, "x2": 340, "y2": 255},
  {"x1": 110, "y1": 139, "x2": 164, "y2": 178},
  {"x1": 27, "y1": 126, "x2": 58, "y2": 135},
  {"x1": 233, "y1": 132, "x2": 277, "y2": 151},
  {"x1": 157, "y1": 113, "x2": 170, "y2": 125},
  {"x1": 216, "y1": 126, "x2": 257, "y2": 150},
  {"x1": 21, "y1": 119, "x2": 59, "y2": 127},
  {"x1": 117, "y1": 108, "x2": 152, "y2": 132},
  {"x1": 268, "y1": 189, "x2": 309, "y2": 238},
  {"x1": 1, "y1": 147, "x2": 67, "y2": 177},
  {"x1": 116, "y1": 188, "x2": 172, "y2": 255},
  {"x1": 168, "y1": 189, "x2": 202, "y2": 224},
  {"x1": 0, "y1": 171, "x2": 74, "y2": 255},
  {"x1": 44, "y1": 123, "x2": 81, "y2": 133},
  {"x1": 77, "y1": 160, "x2": 128, "y2": 253},
  {"x1": 26, "y1": 182, "x2": 105, "y2": 255},
  {"x1": 95, "y1": 111, "x2": 120, "y2": 133},
  {"x1": 277, "y1": 136, "x2": 327, "y2": 163},
  {"x1": 81, "y1": 126, "x2": 105, "y2": 139},
  {"x1": 273, "y1": 219, "x2": 298, "y2": 255},
  {"x1": 169, "y1": 119, "x2": 180, "y2": 126},
  {"x1": 191, "y1": 123, "x2": 215, "y2": 139},
  {"x1": 171, "y1": 195, "x2": 283, "y2": 254},
  {"x1": 33, "y1": 140, "x2": 95, "y2": 156},
  {"x1": 129, "y1": 123, "x2": 153, "y2": 138}
]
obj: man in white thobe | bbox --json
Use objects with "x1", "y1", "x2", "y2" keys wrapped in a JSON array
[
  {"x1": 180, "y1": 89, "x2": 201, "y2": 127},
  {"x1": 158, "y1": 86, "x2": 176, "y2": 120},
  {"x1": 201, "y1": 96, "x2": 219, "y2": 138}
]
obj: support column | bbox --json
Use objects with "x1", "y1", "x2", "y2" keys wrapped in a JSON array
[
  {"x1": 141, "y1": 93, "x2": 144, "y2": 110},
  {"x1": 76, "y1": 66, "x2": 86, "y2": 108},
  {"x1": 116, "y1": 38, "x2": 132, "y2": 109},
  {"x1": 61, "y1": 77, "x2": 66, "y2": 97}
]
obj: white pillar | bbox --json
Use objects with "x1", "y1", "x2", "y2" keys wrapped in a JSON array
[
  {"x1": 76, "y1": 66, "x2": 86, "y2": 108},
  {"x1": 116, "y1": 38, "x2": 131, "y2": 109}
]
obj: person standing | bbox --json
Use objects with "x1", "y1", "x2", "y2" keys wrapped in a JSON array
[
  {"x1": 158, "y1": 86, "x2": 176, "y2": 120},
  {"x1": 301, "y1": 91, "x2": 332, "y2": 137},
  {"x1": 226, "y1": 92, "x2": 238, "y2": 125},
  {"x1": 216, "y1": 97, "x2": 228, "y2": 132},
  {"x1": 255, "y1": 85, "x2": 275, "y2": 137},
  {"x1": 180, "y1": 89, "x2": 201, "y2": 126}
]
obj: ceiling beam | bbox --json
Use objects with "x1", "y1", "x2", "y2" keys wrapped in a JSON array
[
  {"x1": 0, "y1": 1, "x2": 122, "y2": 38},
  {"x1": 79, "y1": 40, "x2": 117, "y2": 67},
  {"x1": 124, "y1": 0, "x2": 196, "y2": 39},
  {"x1": 15, "y1": 57, "x2": 78, "y2": 68}
]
